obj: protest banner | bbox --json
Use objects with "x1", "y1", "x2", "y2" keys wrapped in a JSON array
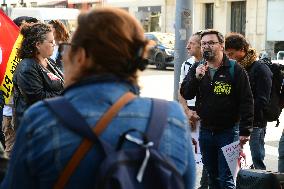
[
  {"x1": 221, "y1": 140, "x2": 241, "y2": 184},
  {"x1": 0, "y1": 10, "x2": 22, "y2": 104}
]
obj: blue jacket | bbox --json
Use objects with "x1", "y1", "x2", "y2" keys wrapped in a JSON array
[{"x1": 1, "y1": 75, "x2": 196, "y2": 189}]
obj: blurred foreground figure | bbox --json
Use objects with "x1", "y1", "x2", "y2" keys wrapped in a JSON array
[{"x1": 1, "y1": 7, "x2": 195, "y2": 189}]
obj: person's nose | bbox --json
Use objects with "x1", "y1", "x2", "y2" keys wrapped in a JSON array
[
  {"x1": 52, "y1": 40, "x2": 56, "y2": 47},
  {"x1": 186, "y1": 44, "x2": 191, "y2": 50}
]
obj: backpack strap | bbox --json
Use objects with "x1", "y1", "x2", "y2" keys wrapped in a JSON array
[
  {"x1": 229, "y1": 59, "x2": 236, "y2": 80},
  {"x1": 44, "y1": 92, "x2": 136, "y2": 189},
  {"x1": 44, "y1": 97, "x2": 96, "y2": 141},
  {"x1": 146, "y1": 99, "x2": 168, "y2": 149}
]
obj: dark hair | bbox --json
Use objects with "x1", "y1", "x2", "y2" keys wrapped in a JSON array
[
  {"x1": 48, "y1": 20, "x2": 70, "y2": 43},
  {"x1": 194, "y1": 30, "x2": 203, "y2": 36},
  {"x1": 13, "y1": 16, "x2": 38, "y2": 27},
  {"x1": 18, "y1": 23, "x2": 52, "y2": 59},
  {"x1": 201, "y1": 29, "x2": 224, "y2": 43},
  {"x1": 70, "y1": 7, "x2": 148, "y2": 82},
  {"x1": 225, "y1": 32, "x2": 249, "y2": 53}
]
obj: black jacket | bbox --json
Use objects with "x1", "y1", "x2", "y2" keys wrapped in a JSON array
[
  {"x1": 13, "y1": 58, "x2": 64, "y2": 129},
  {"x1": 247, "y1": 61, "x2": 273, "y2": 127},
  {"x1": 180, "y1": 55, "x2": 253, "y2": 136}
]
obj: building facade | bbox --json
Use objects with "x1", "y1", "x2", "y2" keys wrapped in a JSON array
[
  {"x1": 196, "y1": 0, "x2": 266, "y2": 53},
  {"x1": 105, "y1": 0, "x2": 176, "y2": 33},
  {"x1": 1, "y1": 0, "x2": 283, "y2": 56},
  {"x1": 105, "y1": 0, "x2": 283, "y2": 56},
  {"x1": 194, "y1": 0, "x2": 283, "y2": 58}
]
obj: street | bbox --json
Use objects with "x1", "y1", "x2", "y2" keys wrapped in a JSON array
[
  {"x1": 139, "y1": 65, "x2": 174, "y2": 100},
  {"x1": 139, "y1": 66, "x2": 283, "y2": 187}
]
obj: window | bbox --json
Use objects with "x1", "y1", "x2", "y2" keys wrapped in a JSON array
[
  {"x1": 231, "y1": 1, "x2": 246, "y2": 35},
  {"x1": 205, "y1": 3, "x2": 214, "y2": 29},
  {"x1": 138, "y1": 6, "x2": 161, "y2": 32}
]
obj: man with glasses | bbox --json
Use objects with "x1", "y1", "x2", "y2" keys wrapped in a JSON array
[{"x1": 180, "y1": 29, "x2": 253, "y2": 189}]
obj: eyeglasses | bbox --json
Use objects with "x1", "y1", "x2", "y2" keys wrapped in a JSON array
[
  {"x1": 58, "y1": 42, "x2": 72, "y2": 57},
  {"x1": 201, "y1": 41, "x2": 220, "y2": 47}
]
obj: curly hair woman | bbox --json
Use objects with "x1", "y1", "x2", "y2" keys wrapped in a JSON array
[
  {"x1": 48, "y1": 20, "x2": 70, "y2": 70},
  {"x1": 13, "y1": 23, "x2": 64, "y2": 129}
]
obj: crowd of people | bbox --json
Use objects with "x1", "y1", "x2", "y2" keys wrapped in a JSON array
[
  {"x1": 0, "y1": 7, "x2": 196, "y2": 189},
  {"x1": 0, "y1": 5, "x2": 282, "y2": 189}
]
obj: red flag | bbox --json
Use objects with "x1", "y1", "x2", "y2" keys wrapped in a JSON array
[{"x1": 0, "y1": 10, "x2": 23, "y2": 103}]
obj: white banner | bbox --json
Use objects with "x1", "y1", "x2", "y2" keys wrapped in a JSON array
[{"x1": 221, "y1": 140, "x2": 241, "y2": 184}]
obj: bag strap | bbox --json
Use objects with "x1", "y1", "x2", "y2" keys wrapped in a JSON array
[
  {"x1": 44, "y1": 97, "x2": 96, "y2": 141},
  {"x1": 228, "y1": 59, "x2": 235, "y2": 80},
  {"x1": 44, "y1": 92, "x2": 136, "y2": 189},
  {"x1": 146, "y1": 98, "x2": 168, "y2": 149}
]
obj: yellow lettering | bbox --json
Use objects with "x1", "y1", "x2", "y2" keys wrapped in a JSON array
[{"x1": 213, "y1": 81, "x2": 232, "y2": 95}]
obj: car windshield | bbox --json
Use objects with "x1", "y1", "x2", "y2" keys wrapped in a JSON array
[
  {"x1": 154, "y1": 33, "x2": 175, "y2": 49},
  {"x1": 145, "y1": 33, "x2": 175, "y2": 49}
]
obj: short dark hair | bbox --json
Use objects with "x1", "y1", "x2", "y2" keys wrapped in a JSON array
[
  {"x1": 200, "y1": 29, "x2": 224, "y2": 43},
  {"x1": 13, "y1": 16, "x2": 38, "y2": 27},
  {"x1": 225, "y1": 32, "x2": 249, "y2": 53},
  {"x1": 194, "y1": 30, "x2": 203, "y2": 36}
]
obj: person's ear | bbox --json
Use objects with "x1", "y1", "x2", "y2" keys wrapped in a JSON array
[
  {"x1": 220, "y1": 43, "x2": 225, "y2": 51},
  {"x1": 36, "y1": 42, "x2": 41, "y2": 51},
  {"x1": 74, "y1": 47, "x2": 87, "y2": 68}
]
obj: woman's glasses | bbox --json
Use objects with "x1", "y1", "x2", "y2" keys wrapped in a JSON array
[{"x1": 58, "y1": 42, "x2": 72, "y2": 57}]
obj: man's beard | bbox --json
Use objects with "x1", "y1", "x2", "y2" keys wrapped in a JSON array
[{"x1": 202, "y1": 50, "x2": 215, "y2": 61}]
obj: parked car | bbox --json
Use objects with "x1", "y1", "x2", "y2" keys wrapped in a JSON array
[
  {"x1": 145, "y1": 32, "x2": 175, "y2": 70},
  {"x1": 272, "y1": 51, "x2": 284, "y2": 65}
]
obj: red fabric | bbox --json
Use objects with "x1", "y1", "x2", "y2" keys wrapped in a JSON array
[
  {"x1": 0, "y1": 10, "x2": 19, "y2": 83},
  {"x1": 0, "y1": 10, "x2": 20, "y2": 102}
]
